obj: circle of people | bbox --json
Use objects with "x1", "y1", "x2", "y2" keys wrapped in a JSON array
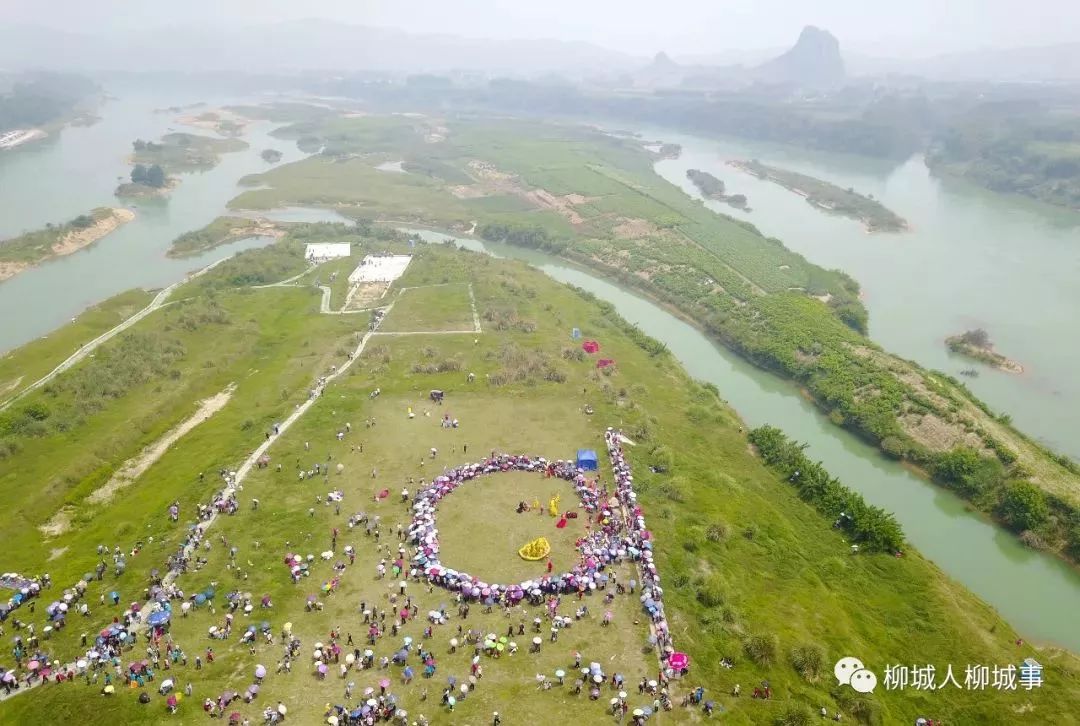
[{"x1": 406, "y1": 428, "x2": 679, "y2": 676}]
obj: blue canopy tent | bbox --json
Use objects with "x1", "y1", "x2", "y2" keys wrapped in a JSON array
[{"x1": 576, "y1": 449, "x2": 598, "y2": 471}]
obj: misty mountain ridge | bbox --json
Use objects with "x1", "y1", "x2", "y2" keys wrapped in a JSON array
[
  {"x1": 3, "y1": 19, "x2": 1079, "y2": 84},
  {"x1": 635, "y1": 26, "x2": 845, "y2": 90},
  {"x1": 0, "y1": 19, "x2": 642, "y2": 76}
]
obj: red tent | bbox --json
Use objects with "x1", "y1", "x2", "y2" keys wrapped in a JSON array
[
  {"x1": 596, "y1": 359, "x2": 615, "y2": 369},
  {"x1": 582, "y1": 340, "x2": 600, "y2": 354}
]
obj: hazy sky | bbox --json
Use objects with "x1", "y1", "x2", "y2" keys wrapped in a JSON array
[{"x1": 8, "y1": 0, "x2": 1080, "y2": 58}]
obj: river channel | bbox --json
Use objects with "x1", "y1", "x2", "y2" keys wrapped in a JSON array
[
  {"x1": 2, "y1": 91, "x2": 1079, "y2": 650},
  {"x1": 648, "y1": 129, "x2": 1080, "y2": 463},
  {"x1": 0, "y1": 87, "x2": 308, "y2": 353},
  {"x1": 400, "y1": 226, "x2": 1080, "y2": 653}
]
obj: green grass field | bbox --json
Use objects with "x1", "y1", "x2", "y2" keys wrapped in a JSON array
[
  {"x1": 380, "y1": 284, "x2": 475, "y2": 332},
  {"x1": 0, "y1": 289, "x2": 153, "y2": 402},
  {"x1": 1, "y1": 239, "x2": 1079, "y2": 724},
  {"x1": 436, "y1": 465, "x2": 590, "y2": 583}
]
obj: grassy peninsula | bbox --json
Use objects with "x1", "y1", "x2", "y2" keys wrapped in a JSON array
[
  {"x1": 167, "y1": 216, "x2": 285, "y2": 258},
  {"x1": 730, "y1": 159, "x2": 908, "y2": 232},
  {"x1": 226, "y1": 112, "x2": 1080, "y2": 567},
  {"x1": 2, "y1": 233, "x2": 1079, "y2": 724},
  {"x1": 947, "y1": 328, "x2": 1024, "y2": 374},
  {"x1": 687, "y1": 168, "x2": 750, "y2": 210},
  {"x1": 0, "y1": 207, "x2": 134, "y2": 281}
]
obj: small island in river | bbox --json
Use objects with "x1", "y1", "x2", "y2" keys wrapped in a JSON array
[
  {"x1": 686, "y1": 169, "x2": 751, "y2": 210},
  {"x1": 131, "y1": 133, "x2": 248, "y2": 172},
  {"x1": 729, "y1": 159, "x2": 908, "y2": 232},
  {"x1": 946, "y1": 328, "x2": 1024, "y2": 374},
  {"x1": 0, "y1": 207, "x2": 135, "y2": 282},
  {"x1": 261, "y1": 148, "x2": 283, "y2": 163},
  {"x1": 116, "y1": 133, "x2": 248, "y2": 197}
]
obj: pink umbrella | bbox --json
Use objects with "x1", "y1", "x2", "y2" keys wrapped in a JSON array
[
  {"x1": 669, "y1": 652, "x2": 689, "y2": 670},
  {"x1": 379, "y1": 678, "x2": 390, "y2": 689},
  {"x1": 27, "y1": 661, "x2": 40, "y2": 671}
]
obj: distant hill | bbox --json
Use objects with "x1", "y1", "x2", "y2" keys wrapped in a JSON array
[
  {"x1": 0, "y1": 20, "x2": 642, "y2": 77},
  {"x1": 752, "y1": 26, "x2": 845, "y2": 87},
  {"x1": 631, "y1": 27, "x2": 846, "y2": 91}
]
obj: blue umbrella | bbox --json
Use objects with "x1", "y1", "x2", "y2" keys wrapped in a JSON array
[
  {"x1": 194, "y1": 594, "x2": 206, "y2": 605},
  {"x1": 147, "y1": 611, "x2": 170, "y2": 627},
  {"x1": 350, "y1": 709, "x2": 363, "y2": 719}
]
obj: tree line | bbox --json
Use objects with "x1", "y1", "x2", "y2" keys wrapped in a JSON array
[
  {"x1": 131, "y1": 163, "x2": 167, "y2": 188},
  {"x1": 748, "y1": 425, "x2": 905, "y2": 552}
]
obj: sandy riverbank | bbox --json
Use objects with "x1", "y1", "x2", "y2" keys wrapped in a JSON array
[
  {"x1": 0, "y1": 128, "x2": 47, "y2": 150},
  {"x1": 0, "y1": 208, "x2": 135, "y2": 283},
  {"x1": 52, "y1": 208, "x2": 136, "y2": 257}
]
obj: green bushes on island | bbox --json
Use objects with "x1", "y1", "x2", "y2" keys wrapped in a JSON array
[
  {"x1": 748, "y1": 425, "x2": 905, "y2": 552},
  {"x1": 732, "y1": 159, "x2": 908, "y2": 232},
  {"x1": 945, "y1": 328, "x2": 1023, "y2": 373},
  {"x1": 686, "y1": 169, "x2": 750, "y2": 210}
]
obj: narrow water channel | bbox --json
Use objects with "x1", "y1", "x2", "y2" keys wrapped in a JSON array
[{"x1": 397, "y1": 225, "x2": 1080, "y2": 653}]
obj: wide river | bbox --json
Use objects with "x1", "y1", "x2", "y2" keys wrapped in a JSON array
[
  {"x1": 0, "y1": 87, "x2": 308, "y2": 352},
  {"x1": 2, "y1": 91, "x2": 1079, "y2": 650}
]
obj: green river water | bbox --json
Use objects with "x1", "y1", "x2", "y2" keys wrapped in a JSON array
[{"x1": 1, "y1": 91, "x2": 1079, "y2": 651}]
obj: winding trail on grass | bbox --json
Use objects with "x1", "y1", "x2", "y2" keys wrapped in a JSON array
[{"x1": 0, "y1": 256, "x2": 232, "y2": 413}]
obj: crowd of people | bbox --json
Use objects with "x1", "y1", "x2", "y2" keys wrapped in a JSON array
[{"x1": 0, "y1": 411, "x2": 694, "y2": 723}]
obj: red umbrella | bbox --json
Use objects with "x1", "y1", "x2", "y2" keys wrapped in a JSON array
[{"x1": 669, "y1": 652, "x2": 689, "y2": 670}]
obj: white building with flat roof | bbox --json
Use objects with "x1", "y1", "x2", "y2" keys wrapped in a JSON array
[
  {"x1": 348, "y1": 255, "x2": 412, "y2": 284},
  {"x1": 305, "y1": 243, "x2": 351, "y2": 261}
]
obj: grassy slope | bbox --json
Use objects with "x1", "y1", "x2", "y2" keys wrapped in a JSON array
[
  {"x1": 2, "y1": 245, "x2": 1078, "y2": 725},
  {"x1": 226, "y1": 113, "x2": 1080, "y2": 564},
  {"x1": 380, "y1": 284, "x2": 474, "y2": 332},
  {"x1": 0, "y1": 289, "x2": 153, "y2": 401}
]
